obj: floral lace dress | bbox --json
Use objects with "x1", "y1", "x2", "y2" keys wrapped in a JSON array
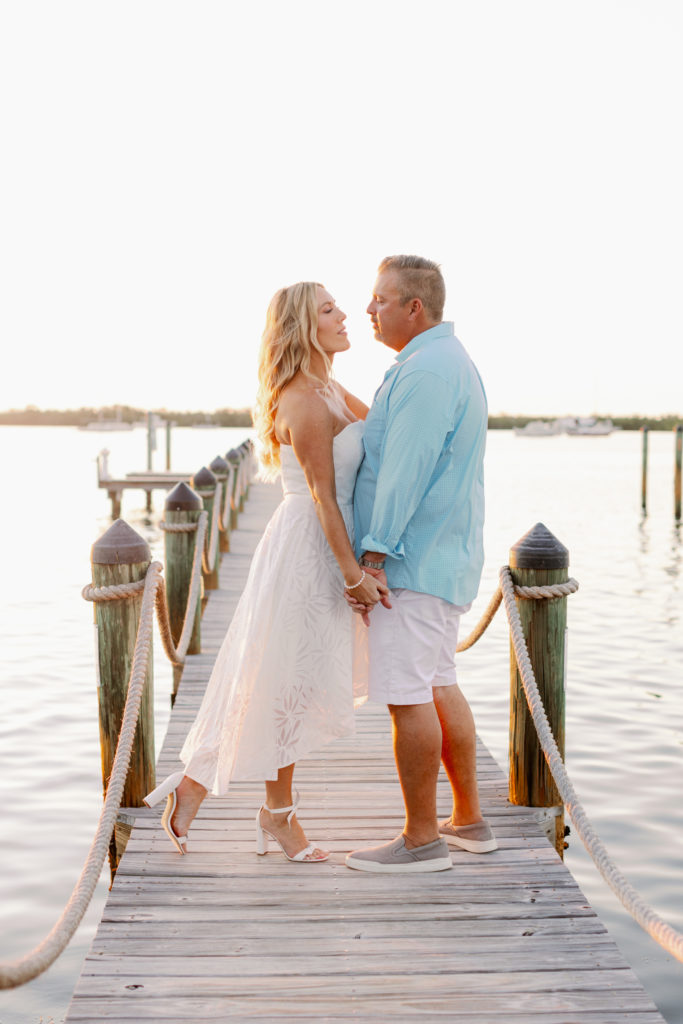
[{"x1": 179, "y1": 419, "x2": 368, "y2": 793}]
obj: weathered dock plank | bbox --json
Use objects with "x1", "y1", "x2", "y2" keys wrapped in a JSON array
[{"x1": 65, "y1": 480, "x2": 666, "y2": 1022}]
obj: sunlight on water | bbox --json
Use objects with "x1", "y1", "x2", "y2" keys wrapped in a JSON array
[{"x1": 0, "y1": 426, "x2": 681, "y2": 1023}]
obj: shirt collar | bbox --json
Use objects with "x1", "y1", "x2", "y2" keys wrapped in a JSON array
[{"x1": 394, "y1": 321, "x2": 455, "y2": 363}]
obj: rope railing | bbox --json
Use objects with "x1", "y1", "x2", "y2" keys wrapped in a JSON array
[
  {"x1": 0, "y1": 448, "x2": 252, "y2": 990},
  {"x1": 157, "y1": 511, "x2": 208, "y2": 665},
  {"x1": 0, "y1": 564, "x2": 162, "y2": 990},
  {"x1": 457, "y1": 567, "x2": 683, "y2": 965},
  {"x1": 5, "y1": 481, "x2": 680, "y2": 989},
  {"x1": 219, "y1": 465, "x2": 235, "y2": 532},
  {"x1": 196, "y1": 486, "x2": 221, "y2": 575}
]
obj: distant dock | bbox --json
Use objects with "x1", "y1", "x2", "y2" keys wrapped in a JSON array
[{"x1": 64, "y1": 479, "x2": 667, "y2": 1023}]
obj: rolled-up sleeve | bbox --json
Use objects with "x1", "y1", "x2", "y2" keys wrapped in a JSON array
[{"x1": 361, "y1": 370, "x2": 454, "y2": 558}]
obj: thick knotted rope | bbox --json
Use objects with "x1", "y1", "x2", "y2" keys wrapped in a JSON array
[
  {"x1": 0, "y1": 564, "x2": 163, "y2": 989},
  {"x1": 497, "y1": 564, "x2": 683, "y2": 963},
  {"x1": 82, "y1": 578, "x2": 146, "y2": 602},
  {"x1": 195, "y1": 488, "x2": 220, "y2": 575},
  {"x1": 457, "y1": 565, "x2": 683, "y2": 964},
  {"x1": 0, "y1": 449, "x2": 254, "y2": 990},
  {"x1": 455, "y1": 577, "x2": 578, "y2": 652},
  {"x1": 219, "y1": 465, "x2": 235, "y2": 532},
  {"x1": 155, "y1": 512, "x2": 207, "y2": 665}
]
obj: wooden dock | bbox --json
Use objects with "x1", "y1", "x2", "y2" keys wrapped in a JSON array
[{"x1": 66, "y1": 481, "x2": 666, "y2": 1022}]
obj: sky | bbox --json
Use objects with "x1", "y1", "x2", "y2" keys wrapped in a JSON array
[{"x1": 1, "y1": 1, "x2": 682, "y2": 418}]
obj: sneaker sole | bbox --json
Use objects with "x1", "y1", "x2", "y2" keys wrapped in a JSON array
[
  {"x1": 345, "y1": 854, "x2": 453, "y2": 873},
  {"x1": 440, "y1": 833, "x2": 498, "y2": 854}
]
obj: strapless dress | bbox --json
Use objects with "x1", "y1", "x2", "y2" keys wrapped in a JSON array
[{"x1": 180, "y1": 419, "x2": 368, "y2": 792}]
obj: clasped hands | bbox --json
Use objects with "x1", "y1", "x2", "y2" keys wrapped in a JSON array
[{"x1": 344, "y1": 565, "x2": 392, "y2": 627}]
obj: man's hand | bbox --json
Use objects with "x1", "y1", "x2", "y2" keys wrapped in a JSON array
[
  {"x1": 344, "y1": 564, "x2": 392, "y2": 626},
  {"x1": 363, "y1": 564, "x2": 392, "y2": 609}
]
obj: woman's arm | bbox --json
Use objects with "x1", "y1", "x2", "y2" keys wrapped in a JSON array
[{"x1": 279, "y1": 390, "x2": 385, "y2": 609}]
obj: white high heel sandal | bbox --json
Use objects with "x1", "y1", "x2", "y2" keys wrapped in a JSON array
[
  {"x1": 255, "y1": 791, "x2": 329, "y2": 863},
  {"x1": 143, "y1": 771, "x2": 188, "y2": 855}
]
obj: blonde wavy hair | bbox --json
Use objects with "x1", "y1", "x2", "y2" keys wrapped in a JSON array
[{"x1": 253, "y1": 281, "x2": 332, "y2": 479}]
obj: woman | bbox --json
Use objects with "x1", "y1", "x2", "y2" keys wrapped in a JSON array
[{"x1": 144, "y1": 282, "x2": 387, "y2": 862}]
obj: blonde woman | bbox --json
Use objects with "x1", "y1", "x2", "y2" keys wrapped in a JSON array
[{"x1": 144, "y1": 282, "x2": 388, "y2": 862}]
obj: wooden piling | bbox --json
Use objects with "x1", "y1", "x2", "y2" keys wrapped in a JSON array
[
  {"x1": 164, "y1": 482, "x2": 202, "y2": 696},
  {"x1": 210, "y1": 455, "x2": 231, "y2": 552},
  {"x1": 675, "y1": 425, "x2": 682, "y2": 521},
  {"x1": 237, "y1": 445, "x2": 248, "y2": 510},
  {"x1": 146, "y1": 412, "x2": 155, "y2": 471},
  {"x1": 239, "y1": 441, "x2": 252, "y2": 502},
  {"x1": 91, "y1": 519, "x2": 155, "y2": 874},
  {"x1": 192, "y1": 466, "x2": 219, "y2": 590},
  {"x1": 226, "y1": 449, "x2": 241, "y2": 529},
  {"x1": 508, "y1": 522, "x2": 567, "y2": 858},
  {"x1": 108, "y1": 489, "x2": 122, "y2": 520},
  {"x1": 641, "y1": 426, "x2": 648, "y2": 513}
]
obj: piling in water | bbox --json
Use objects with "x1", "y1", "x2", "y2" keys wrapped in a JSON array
[
  {"x1": 508, "y1": 522, "x2": 568, "y2": 857},
  {"x1": 91, "y1": 519, "x2": 155, "y2": 873}
]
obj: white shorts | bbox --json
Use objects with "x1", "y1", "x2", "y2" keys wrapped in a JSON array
[{"x1": 367, "y1": 589, "x2": 472, "y2": 706}]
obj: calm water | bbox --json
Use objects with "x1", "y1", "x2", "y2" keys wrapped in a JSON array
[{"x1": 0, "y1": 425, "x2": 681, "y2": 1023}]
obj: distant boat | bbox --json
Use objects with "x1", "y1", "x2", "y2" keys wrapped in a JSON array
[
  {"x1": 513, "y1": 420, "x2": 563, "y2": 437},
  {"x1": 564, "y1": 417, "x2": 615, "y2": 436},
  {"x1": 514, "y1": 417, "x2": 615, "y2": 437},
  {"x1": 79, "y1": 412, "x2": 134, "y2": 431}
]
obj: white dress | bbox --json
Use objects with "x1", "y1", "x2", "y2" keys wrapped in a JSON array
[{"x1": 180, "y1": 418, "x2": 368, "y2": 794}]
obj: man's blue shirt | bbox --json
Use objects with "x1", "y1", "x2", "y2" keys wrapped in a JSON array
[{"x1": 353, "y1": 321, "x2": 487, "y2": 605}]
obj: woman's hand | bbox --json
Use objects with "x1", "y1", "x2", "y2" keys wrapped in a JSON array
[{"x1": 343, "y1": 565, "x2": 391, "y2": 626}]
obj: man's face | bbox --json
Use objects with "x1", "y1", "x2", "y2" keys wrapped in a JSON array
[{"x1": 366, "y1": 270, "x2": 411, "y2": 352}]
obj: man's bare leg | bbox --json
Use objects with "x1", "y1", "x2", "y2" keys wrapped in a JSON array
[
  {"x1": 389, "y1": 702, "x2": 442, "y2": 848},
  {"x1": 433, "y1": 683, "x2": 483, "y2": 825}
]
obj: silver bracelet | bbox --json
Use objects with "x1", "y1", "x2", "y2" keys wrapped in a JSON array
[
  {"x1": 344, "y1": 570, "x2": 366, "y2": 591},
  {"x1": 359, "y1": 556, "x2": 385, "y2": 570}
]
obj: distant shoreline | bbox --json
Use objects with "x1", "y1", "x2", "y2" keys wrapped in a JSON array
[
  {"x1": 0, "y1": 407, "x2": 680, "y2": 431},
  {"x1": 0, "y1": 406, "x2": 254, "y2": 428}
]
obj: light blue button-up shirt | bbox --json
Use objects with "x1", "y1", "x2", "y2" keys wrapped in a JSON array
[{"x1": 353, "y1": 322, "x2": 487, "y2": 605}]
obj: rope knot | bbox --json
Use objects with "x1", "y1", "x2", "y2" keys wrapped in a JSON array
[{"x1": 159, "y1": 521, "x2": 199, "y2": 533}]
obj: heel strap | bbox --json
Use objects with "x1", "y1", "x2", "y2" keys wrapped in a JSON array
[{"x1": 262, "y1": 788, "x2": 299, "y2": 825}]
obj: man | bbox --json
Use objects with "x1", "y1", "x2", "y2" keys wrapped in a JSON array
[{"x1": 345, "y1": 254, "x2": 497, "y2": 873}]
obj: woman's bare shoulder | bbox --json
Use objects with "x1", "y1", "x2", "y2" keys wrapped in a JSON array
[{"x1": 276, "y1": 377, "x2": 334, "y2": 444}]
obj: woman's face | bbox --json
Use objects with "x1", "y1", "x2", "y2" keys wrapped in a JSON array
[{"x1": 316, "y1": 286, "x2": 350, "y2": 356}]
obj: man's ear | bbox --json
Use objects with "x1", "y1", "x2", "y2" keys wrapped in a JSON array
[{"x1": 407, "y1": 297, "x2": 424, "y2": 320}]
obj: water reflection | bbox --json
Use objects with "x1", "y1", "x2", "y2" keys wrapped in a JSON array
[
  {"x1": 665, "y1": 522, "x2": 682, "y2": 581},
  {"x1": 637, "y1": 513, "x2": 650, "y2": 556}
]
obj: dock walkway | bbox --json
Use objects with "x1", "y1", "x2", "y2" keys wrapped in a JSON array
[{"x1": 66, "y1": 481, "x2": 666, "y2": 1022}]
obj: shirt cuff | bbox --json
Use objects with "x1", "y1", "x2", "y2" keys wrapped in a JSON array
[{"x1": 360, "y1": 534, "x2": 405, "y2": 560}]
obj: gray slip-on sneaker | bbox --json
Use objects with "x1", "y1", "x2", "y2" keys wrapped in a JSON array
[
  {"x1": 345, "y1": 835, "x2": 452, "y2": 873},
  {"x1": 438, "y1": 819, "x2": 498, "y2": 854}
]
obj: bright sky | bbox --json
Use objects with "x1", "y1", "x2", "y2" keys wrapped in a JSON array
[{"x1": 2, "y1": 1, "x2": 681, "y2": 417}]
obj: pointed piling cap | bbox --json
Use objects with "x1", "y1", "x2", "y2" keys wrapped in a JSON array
[
  {"x1": 165, "y1": 481, "x2": 202, "y2": 511},
  {"x1": 191, "y1": 466, "x2": 217, "y2": 490},
  {"x1": 209, "y1": 455, "x2": 229, "y2": 476},
  {"x1": 92, "y1": 519, "x2": 151, "y2": 565},
  {"x1": 226, "y1": 448, "x2": 240, "y2": 463},
  {"x1": 509, "y1": 522, "x2": 569, "y2": 570}
]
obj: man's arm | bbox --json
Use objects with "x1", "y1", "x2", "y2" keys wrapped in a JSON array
[{"x1": 360, "y1": 369, "x2": 455, "y2": 559}]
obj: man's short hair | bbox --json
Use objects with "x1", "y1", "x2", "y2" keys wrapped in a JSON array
[{"x1": 378, "y1": 255, "x2": 445, "y2": 321}]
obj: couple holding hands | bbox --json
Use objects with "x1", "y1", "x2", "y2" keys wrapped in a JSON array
[{"x1": 144, "y1": 254, "x2": 497, "y2": 873}]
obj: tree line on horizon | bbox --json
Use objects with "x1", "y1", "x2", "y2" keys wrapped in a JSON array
[{"x1": 0, "y1": 405, "x2": 680, "y2": 431}]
